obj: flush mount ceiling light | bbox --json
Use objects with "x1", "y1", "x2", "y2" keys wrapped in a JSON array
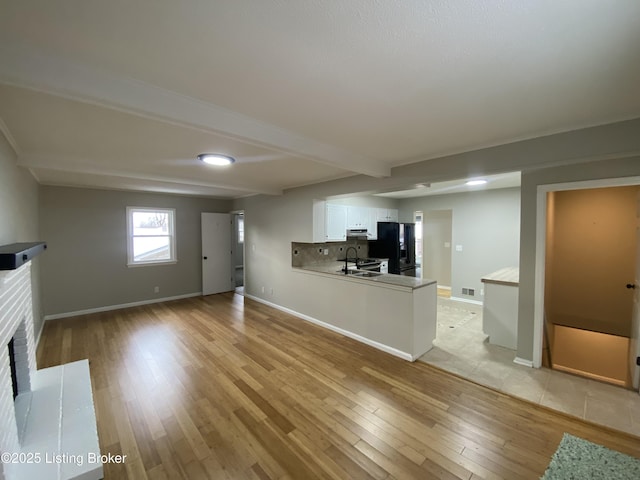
[
  {"x1": 466, "y1": 179, "x2": 488, "y2": 186},
  {"x1": 198, "y1": 153, "x2": 235, "y2": 166}
]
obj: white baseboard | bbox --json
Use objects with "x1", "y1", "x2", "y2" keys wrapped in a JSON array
[
  {"x1": 449, "y1": 296, "x2": 483, "y2": 306},
  {"x1": 244, "y1": 293, "x2": 414, "y2": 361},
  {"x1": 43, "y1": 292, "x2": 202, "y2": 321},
  {"x1": 513, "y1": 357, "x2": 534, "y2": 368}
]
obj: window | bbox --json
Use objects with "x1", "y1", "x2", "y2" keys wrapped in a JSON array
[
  {"x1": 237, "y1": 215, "x2": 244, "y2": 243},
  {"x1": 126, "y1": 207, "x2": 176, "y2": 266}
]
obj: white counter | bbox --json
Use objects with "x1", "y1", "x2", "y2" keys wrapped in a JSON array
[
  {"x1": 481, "y1": 267, "x2": 519, "y2": 350},
  {"x1": 292, "y1": 266, "x2": 437, "y2": 360},
  {"x1": 298, "y1": 262, "x2": 436, "y2": 290}
]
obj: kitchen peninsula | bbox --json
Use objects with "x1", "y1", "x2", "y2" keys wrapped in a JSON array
[{"x1": 291, "y1": 242, "x2": 437, "y2": 361}]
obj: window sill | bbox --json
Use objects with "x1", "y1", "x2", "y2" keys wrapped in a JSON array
[{"x1": 127, "y1": 260, "x2": 178, "y2": 268}]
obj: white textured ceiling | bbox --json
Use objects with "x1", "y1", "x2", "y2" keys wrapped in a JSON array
[{"x1": 1, "y1": 0, "x2": 639, "y2": 198}]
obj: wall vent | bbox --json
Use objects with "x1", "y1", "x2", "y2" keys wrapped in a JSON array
[{"x1": 462, "y1": 288, "x2": 475, "y2": 296}]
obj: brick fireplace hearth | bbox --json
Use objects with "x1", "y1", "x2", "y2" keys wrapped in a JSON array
[{"x1": 0, "y1": 260, "x2": 102, "y2": 480}]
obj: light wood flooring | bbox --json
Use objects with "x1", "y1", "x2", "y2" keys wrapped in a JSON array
[
  {"x1": 437, "y1": 287, "x2": 451, "y2": 298},
  {"x1": 37, "y1": 293, "x2": 640, "y2": 479}
]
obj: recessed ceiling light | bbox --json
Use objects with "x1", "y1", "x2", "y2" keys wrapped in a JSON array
[
  {"x1": 466, "y1": 179, "x2": 487, "y2": 186},
  {"x1": 198, "y1": 153, "x2": 235, "y2": 166}
]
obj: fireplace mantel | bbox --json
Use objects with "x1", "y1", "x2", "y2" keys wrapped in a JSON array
[{"x1": 0, "y1": 242, "x2": 47, "y2": 270}]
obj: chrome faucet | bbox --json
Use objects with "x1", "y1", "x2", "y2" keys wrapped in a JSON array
[{"x1": 344, "y1": 246, "x2": 359, "y2": 274}]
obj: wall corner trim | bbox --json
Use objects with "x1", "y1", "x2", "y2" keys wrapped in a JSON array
[
  {"x1": 513, "y1": 357, "x2": 534, "y2": 368},
  {"x1": 244, "y1": 293, "x2": 414, "y2": 361},
  {"x1": 35, "y1": 316, "x2": 46, "y2": 348}
]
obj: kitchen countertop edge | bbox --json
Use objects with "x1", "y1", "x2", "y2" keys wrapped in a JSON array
[
  {"x1": 480, "y1": 267, "x2": 519, "y2": 287},
  {"x1": 292, "y1": 265, "x2": 437, "y2": 291}
]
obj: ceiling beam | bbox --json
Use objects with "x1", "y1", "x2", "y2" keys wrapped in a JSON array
[{"x1": 0, "y1": 45, "x2": 390, "y2": 178}]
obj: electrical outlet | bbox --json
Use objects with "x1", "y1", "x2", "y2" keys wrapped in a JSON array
[
  {"x1": 324, "y1": 249, "x2": 329, "y2": 255},
  {"x1": 261, "y1": 286, "x2": 265, "y2": 293},
  {"x1": 154, "y1": 286, "x2": 160, "y2": 293}
]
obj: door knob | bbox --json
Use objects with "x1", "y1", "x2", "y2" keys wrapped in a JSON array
[
  {"x1": 203, "y1": 256, "x2": 208, "y2": 260},
  {"x1": 627, "y1": 283, "x2": 636, "y2": 289}
]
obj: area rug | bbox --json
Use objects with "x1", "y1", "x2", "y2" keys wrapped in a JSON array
[{"x1": 541, "y1": 433, "x2": 640, "y2": 479}]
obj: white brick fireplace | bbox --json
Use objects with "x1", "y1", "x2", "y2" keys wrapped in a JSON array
[
  {"x1": 0, "y1": 262, "x2": 102, "y2": 480},
  {"x1": 0, "y1": 263, "x2": 37, "y2": 467}
]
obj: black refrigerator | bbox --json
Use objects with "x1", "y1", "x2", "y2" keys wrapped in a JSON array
[{"x1": 369, "y1": 222, "x2": 416, "y2": 276}]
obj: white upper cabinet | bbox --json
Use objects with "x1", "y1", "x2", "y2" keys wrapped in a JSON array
[
  {"x1": 312, "y1": 200, "x2": 326, "y2": 243},
  {"x1": 346, "y1": 206, "x2": 368, "y2": 229},
  {"x1": 321, "y1": 203, "x2": 398, "y2": 242},
  {"x1": 325, "y1": 203, "x2": 348, "y2": 241},
  {"x1": 376, "y1": 208, "x2": 399, "y2": 222},
  {"x1": 367, "y1": 208, "x2": 379, "y2": 239}
]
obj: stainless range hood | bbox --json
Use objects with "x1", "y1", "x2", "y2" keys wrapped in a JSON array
[{"x1": 346, "y1": 228, "x2": 369, "y2": 240}]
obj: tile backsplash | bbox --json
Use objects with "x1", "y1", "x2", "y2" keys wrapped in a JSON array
[{"x1": 292, "y1": 240, "x2": 369, "y2": 267}]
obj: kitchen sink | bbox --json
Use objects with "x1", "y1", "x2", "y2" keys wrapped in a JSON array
[
  {"x1": 353, "y1": 271, "x2": 383, "y2": 277},
  {"x1": 338, "y1": 270, "x2": 383, "y2": 277}
]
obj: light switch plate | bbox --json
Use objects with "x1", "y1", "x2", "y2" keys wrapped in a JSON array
[{"x1": 455, "y1": 245, "x2": 463, "y2": 252}]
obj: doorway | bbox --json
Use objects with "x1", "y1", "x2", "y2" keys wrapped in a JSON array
[
  {"x1": 201, "y1": 213, "x2": 234, "y2": 296},
  {"x1": 232, "y1": 212, "x2": 245, "y2": 296},
  {"x1": 421, "y1": 210, "x2": 453, "y2": 297},
  {"x1": 534, "y1": 177, "x2": 640, "y2": 391},
  {"x1": 414, "y1": 211, "x2": 423, "y2": 278},
  {"x1": 544, "y1": 186, "x2": 638, "y2": 387}
]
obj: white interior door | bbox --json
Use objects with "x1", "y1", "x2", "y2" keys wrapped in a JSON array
[
  {"x1": 201, "y1": 213, "x2": 233, "y2": 296},
  {"x1": 631, "y1": 192, "x2": 640, "y2": 390}
]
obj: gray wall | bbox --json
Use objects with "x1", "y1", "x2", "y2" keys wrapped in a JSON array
[
  {"x1": 39, "y1": 186, "x2": 231, "y2": 316},
  {"x1": 399, "y1": 188, "x2": 521, "y2": 301},
  {"x1": 0, "y1": 133, "x2": 42, "y2": 337}
]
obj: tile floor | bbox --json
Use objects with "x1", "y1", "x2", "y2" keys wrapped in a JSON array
[{"x1": 419, "y1": 296, "x2": 640, "y2": 437}]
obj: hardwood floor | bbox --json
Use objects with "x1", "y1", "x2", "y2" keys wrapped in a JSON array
[{"x1": 37, "y1": 293, "x2": 640, "y2": 479}]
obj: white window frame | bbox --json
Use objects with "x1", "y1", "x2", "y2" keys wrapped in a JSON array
[
  {"x1": 126, "y1": 207, "x2": 177, "y2": 267},
  {"x1": 237, "y1": 215, "x2": 244, "y2": 244}
]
